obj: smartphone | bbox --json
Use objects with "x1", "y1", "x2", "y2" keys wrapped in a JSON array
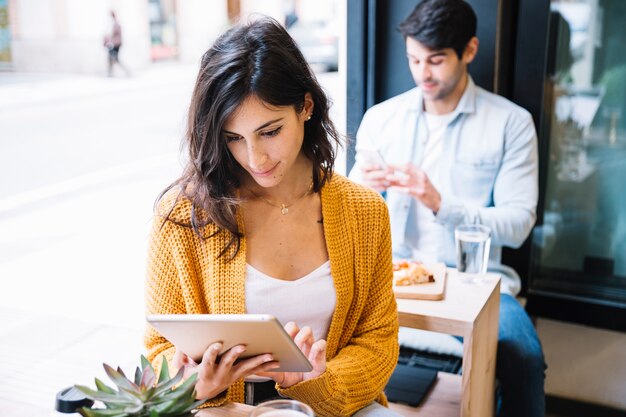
[{"x1": 359, "y1": 148, "x2": 387, "y2": 169}]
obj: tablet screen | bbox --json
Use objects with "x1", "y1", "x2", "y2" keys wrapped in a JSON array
[{"x1": 146, "y1": 314, "x2": 313, "y2": 372}]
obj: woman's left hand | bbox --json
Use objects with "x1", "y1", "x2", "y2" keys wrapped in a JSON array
[{"x1": 256, "y1": 321, "x2": 327, "y2": 388}]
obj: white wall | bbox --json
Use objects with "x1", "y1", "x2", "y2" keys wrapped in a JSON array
[
  {"x1": 239, "y1": 0, "x2": 284, "y2": 23},
  {"x1": 175, "y1": 0, "x2": 228, "y2": 65}
]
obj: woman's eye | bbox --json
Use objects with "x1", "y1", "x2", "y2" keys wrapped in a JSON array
[
  {"x1": 262, "y1": 127, "x2": 282, "y2": 138},
  {"x1": 225, "y1": 135, "x2": 243, "y2": 143}
]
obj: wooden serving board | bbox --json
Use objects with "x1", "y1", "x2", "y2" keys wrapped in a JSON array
[{"x1": 393, "y1": 262, "x2": 447, "y2": 300}]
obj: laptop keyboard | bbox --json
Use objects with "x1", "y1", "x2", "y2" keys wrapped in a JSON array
[{"x1": 398, "y1": 346, "x2": 463, "y2": 374}]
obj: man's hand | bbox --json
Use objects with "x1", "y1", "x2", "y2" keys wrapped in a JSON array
[
  {"x1": 387, "y1": 163, "x2": 441, "y2": 213},
  {"x1": 360, "y1": 163, "x2": 392, "y2": 192}
]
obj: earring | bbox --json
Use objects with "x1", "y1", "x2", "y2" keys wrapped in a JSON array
[{"x1": 306, "y1": 113, "x2": 312, "y2": 121}]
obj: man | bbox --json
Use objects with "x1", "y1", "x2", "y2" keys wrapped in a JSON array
[
  {"x1": 103, "y1": 11, "x2": 129, "y2": 77},
  {"x1": 349, "y1": 1, "x2": 546, "y2": 416}
]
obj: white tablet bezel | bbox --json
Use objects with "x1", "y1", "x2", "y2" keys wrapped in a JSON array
[{"x1": 146, "y1": 314, "x2": 313, "y2": 372}]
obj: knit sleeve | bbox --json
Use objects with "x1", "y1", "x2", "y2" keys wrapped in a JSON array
[
  {"x1": 143, "y1": 213, "x2": 185, "y2": 359},
  {"x1": 143, "y1": 214, "x2": 230, "y2": 407},
  {"x1": 278, "y1": 195, "x2": 399, "y2": 417}
]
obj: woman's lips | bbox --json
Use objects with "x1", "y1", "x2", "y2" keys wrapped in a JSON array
[{"x1": 251, "y1": 163, "x2": 278, "y2": 177}]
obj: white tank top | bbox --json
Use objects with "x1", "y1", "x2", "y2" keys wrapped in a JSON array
[{"x1": 245, "y1": 260, "x2": 336, "y2": 342}]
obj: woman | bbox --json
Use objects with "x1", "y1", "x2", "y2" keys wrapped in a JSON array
[{"x1": 144, "y1": 17, "x2": 399, "y2": 417}]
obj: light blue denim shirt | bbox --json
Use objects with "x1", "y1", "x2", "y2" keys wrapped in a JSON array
[{"x1": 349, "y1": 78, "x2": 538, "y2": 294}]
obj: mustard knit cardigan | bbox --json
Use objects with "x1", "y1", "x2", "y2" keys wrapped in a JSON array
[{"x1": 144, "y1": 174, "x2": 399, "y2": 417}]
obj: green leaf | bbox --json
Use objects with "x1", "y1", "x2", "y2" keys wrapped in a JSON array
[
  {"x1": 151, "y1": 398, "x2": 178, "y2": 413},
  {"x1": 104, "y1": 363, "x2": 139, "y2": 393},
  {"x1": 134, "y1": 366, "x2": 142, "y2": 386},
  {"x1": 140, "y1": 364, "x2": 156, "y2": 390},
  {"x1": 140, "y1": 355, "x2": 152, "y2": 373},
  {"x1": 74, "y1": 385, "x2": 138, "y2": 406},
  {"x1": 155, "y1": 374, "x2": 197, "y2": 403},
  {"x1": 139, "y1": 385, "x2": 157, "y2": 403},
  {"x1": 77, "y1": 407, "x2": 127, "y2": 417},
  {"x1": 151, "y1": 367, "x2": 185, "y2": 397},
  {"x1": 163, "y1": 398, "x2": 206, "y2": 415},
  {"x1": 157, "y1": 356, "x2": 170, "y2": 383},
  {"x1": 123, "y1": 402, "x2": 145, "y2": 414},
  {"x1": 94, "y1": 378, "x2": 117, "y2": 395}
]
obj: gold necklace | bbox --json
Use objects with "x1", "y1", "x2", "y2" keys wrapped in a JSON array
[{"x1": 247, "y1": 181, "x2": 313, "y2": 215}]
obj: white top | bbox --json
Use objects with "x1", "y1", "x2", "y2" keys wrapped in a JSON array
[
  {"x1": 407, "y1": 111, "x2": 455, "y2": 263},
  {"x1": 245, "y1": 261, "x2": 336, "y2": 342}
]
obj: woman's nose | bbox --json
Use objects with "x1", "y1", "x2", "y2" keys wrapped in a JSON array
[{"x1": 247, "y1": 142, "x2": 267, "y2": 170}]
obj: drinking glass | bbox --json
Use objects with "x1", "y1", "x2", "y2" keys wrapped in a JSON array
[
  {"x1": 249, "y1": 399, "x2": 315, "y2": 417},
  {"x1": 454, "y1": 224, "x2": 491, "y2": 283}
]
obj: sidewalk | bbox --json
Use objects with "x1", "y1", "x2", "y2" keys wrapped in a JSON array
[
  {"x1": 0, "y1": 64, "x2": 343, "y2": 416},
  {"x1": 0, "y1": 64, "x2": 194, "y2": 417},
  {"x1": 0, "y1": 62, "x2": 197, "y2": 112}
]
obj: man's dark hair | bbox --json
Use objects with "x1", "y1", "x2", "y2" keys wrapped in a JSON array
[{"x1": 398, "y1": 0, "x2": 477, "y2": 59}]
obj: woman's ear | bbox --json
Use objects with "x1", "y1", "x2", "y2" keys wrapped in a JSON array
[{"x1": 302, "y1": 92, "x2": 314, "y2": 120}]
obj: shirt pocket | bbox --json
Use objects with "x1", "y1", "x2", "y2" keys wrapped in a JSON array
[{"x1": 451, "y1": 158, "x2": 500, "y2": 203}]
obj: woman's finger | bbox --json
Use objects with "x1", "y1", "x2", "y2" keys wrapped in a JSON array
[
  {"x1": 294, "y1": 326, "x2": 314, "y2": 358},
  {"x1": 218, "y1": 344, "x2": 246, "y2": 369},
  {"x1": 233, "y1": 354, "x2": 278, "y2": 380},
  {"x1": 172, "y1": 349, "x2": 187, "y2": 368},
  {"x1": 284, "y1": 321, "x2": 300, "y2": 339},
  {"x1": 309, "y1": 339, "x2": 327, "y2": 373},
  {"x1": 200, "y1": 342, "x2": 223, "y2": 368}
]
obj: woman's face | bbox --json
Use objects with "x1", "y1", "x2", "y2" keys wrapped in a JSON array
[{"x1": 224, "y1": 94, "x2": 314, "y2": 188}]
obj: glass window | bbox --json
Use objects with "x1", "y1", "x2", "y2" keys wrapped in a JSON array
[{"x1": 533, "y1": 0, "x2": 626, "y2": 303}]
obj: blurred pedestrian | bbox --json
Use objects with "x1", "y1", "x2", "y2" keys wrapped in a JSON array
[{"x1": 103, "y1": 11, "x2": 129, "y2": 77}]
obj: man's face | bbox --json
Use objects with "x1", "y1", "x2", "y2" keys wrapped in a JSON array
[{"x1": 405, "y1": 37, "x2": 472, "y2": 103}]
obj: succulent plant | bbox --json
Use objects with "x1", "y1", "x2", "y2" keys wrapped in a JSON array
[{"x1": 74, "y1": 355, "x2": 205, "y2": 417}]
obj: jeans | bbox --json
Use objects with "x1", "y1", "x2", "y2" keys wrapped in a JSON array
[{"x1": 496, "y1": 294, "x2": 546, "y2": 417}]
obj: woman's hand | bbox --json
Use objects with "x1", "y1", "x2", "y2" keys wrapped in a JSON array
[
  {"x1": 172, "y1": 343, "x2": 279, "y2": 400},
  {"x1": 257, "y1": 322, "x2": 327, "y2": 389}
]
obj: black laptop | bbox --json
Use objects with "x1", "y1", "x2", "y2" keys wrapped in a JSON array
[{"x1": 385, "y1": 364, "x2": 438, "y2": 407}]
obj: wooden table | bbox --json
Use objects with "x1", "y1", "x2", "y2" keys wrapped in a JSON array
[
  {"x1": 395, "y1": 269, "x2": 501, "y2": 417},
  {"x1": 196, "y1": 269, "x2": 500, "y2": 417},
  {"x1": 195, "y1": 372, "x2": 461, "y2": 417}
]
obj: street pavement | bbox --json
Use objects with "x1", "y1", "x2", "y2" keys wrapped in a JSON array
[{"x1": 0, "y1": 63, "x2": 343, "y2": 416}]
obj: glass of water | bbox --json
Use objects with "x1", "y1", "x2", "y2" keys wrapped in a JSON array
[
  {"x1": 249, "y1": 399, "x2": 315, "y2": 417},
  {"x1": 454, "y1": 224, "x2": 492, "y2": 283}
]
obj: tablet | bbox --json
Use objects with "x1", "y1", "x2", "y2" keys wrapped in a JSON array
[{"x1": 146, "y1": 314, "x2": 313, "y2": 372}]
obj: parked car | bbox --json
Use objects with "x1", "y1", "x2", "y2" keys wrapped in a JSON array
[{"x1": 288, "y1": 19, "x2": 338, "y2": 72}]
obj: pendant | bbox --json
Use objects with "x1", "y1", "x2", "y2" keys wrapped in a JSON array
[{"x1": 281, "y1": 204, "x2": 289, "y2": 215}]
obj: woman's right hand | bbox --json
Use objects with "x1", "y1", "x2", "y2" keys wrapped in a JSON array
[{"x1": 172, "y1": 343, "x2": 279, "y2": 400}]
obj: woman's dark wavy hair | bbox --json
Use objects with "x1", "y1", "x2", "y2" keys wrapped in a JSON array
[
  {"x1": 156, "y1": 17, "x2": 341, "y2": 258},
  {"x1": 398, "y1": 0, "x2": 477, "y2": 59}
]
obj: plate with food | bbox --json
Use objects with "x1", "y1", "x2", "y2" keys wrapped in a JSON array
[{"x1": 392, "y1": 260, "x2": 447, "y2": 300}]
